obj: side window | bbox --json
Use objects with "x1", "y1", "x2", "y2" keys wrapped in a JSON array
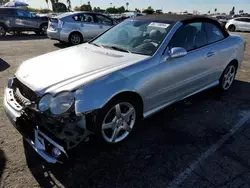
[
  {"x1": 242, "y1": 18, "x2": 250, "y2": 23},
  {"x1": 205, "y1": 22, "x2": 225, "y2": 44},
  {"x1": 0, "y1": 9, "x2": 14, "y2": 15},
  {"x1": 96, "y1": 15, "x2": 113, "y2": 25},
  {"x1": 170, "y1": 22, "x2": 207, "y2": 51},
  {"x1": 235, "y1": 18, "x2": 249, "y2": 22},
  {"x1": 72, "y1": 14, "x2": 94, "y2": 23},
  {"x1": 16, "y1": 10, "x2": 30, "y2": 17}
]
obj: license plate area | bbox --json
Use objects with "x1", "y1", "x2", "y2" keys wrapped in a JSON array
[{"x1": 16, "y1": 117, "x2": 35, "y2": 141}]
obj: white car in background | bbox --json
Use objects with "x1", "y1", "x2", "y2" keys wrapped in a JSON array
[{"x1": 226, "y1": 17, "x2": 250, "y2": 32}]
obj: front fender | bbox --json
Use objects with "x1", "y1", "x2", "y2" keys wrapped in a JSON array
[{"x1": 74, "y1": 72, "x2": 130, "y2": 115}]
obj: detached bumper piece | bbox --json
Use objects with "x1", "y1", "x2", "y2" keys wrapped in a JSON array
[{"x1": 15, "y1": 117, "x2": 68, "y2": 163}]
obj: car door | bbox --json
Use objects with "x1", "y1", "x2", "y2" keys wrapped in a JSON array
[
  {"x1": 74, "y1": 13, "x2": 100, "y2": 40},
  {"x1": 0, "y1": 8, "x2": 16, "y2": 29},
  {"x1": 243, "y1": 18, "x2": 250, "y2": 31},
  {"x1": 149, "y1": 22, "x2": 223, "y2": 108},
  {"x1": 235, "y1": 18, "x2": 246, "y2": 31},
  {"x1": 15, "y1": 9, "x2": 38, "y2": 30},
  {"x1": 95, "y1": 14, "x2": 114, "y2": 34}
]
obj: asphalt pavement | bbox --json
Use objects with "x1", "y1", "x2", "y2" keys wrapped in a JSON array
[{"x1": 0, "y1": 33, "x2": 250, "y2": 188}]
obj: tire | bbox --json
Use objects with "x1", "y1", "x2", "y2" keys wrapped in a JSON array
[
  {"x1": 37, "y1": 23, "x2": 48, "y2": 35},
  {"x1": 228, "y1": 25, "x2": 236, "y2": 32},
  {"x1": 94, "y1": 97, "x2": 141, "y2": 144},
  {"x1": 218, "y1": 63, "x2": 237, "y2": 91},
  {"x1": 0, "y1": 24, "x2": 7, "y2": 36},
  {"x1": 69, "y1": 32, "x2": 83, "y2": 45}
]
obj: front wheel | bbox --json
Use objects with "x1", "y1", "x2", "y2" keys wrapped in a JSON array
[
  {"x1": 219, "y1": 64, "x2": 237, "y2": 91},
  {"x1": 0, "y1": 25, "x2": 7, "y2": 36},
  {"x1": 36, "y1": 23, "x2": 48, "y2": 35},
  {"x1": 95, "y1": 98, "x2": 140, "y2": 144}
]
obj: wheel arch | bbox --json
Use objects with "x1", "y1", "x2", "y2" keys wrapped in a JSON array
[
  {"x1": 228, "y1": 59, "x2": 239, "y2": 70},
  {"x1": 39, "y1": 22, "x2": 48, "y2": 27},
  {"x1": 0, "y1": 22, "x2": 8, "y2": 30},
  {"x1": 103, "y1": 91, "x2": 144, "y2": 116}
]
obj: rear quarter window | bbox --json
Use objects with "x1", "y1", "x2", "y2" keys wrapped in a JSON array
[{"x1": 205, "y1": 22, "x2": 225, "y2": 44}]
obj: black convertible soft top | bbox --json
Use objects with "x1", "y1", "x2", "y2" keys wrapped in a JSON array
[{"x1": 130, "y1": 14, "x2": 229, "y2": 37}]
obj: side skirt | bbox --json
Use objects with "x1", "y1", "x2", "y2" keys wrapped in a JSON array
[{"x1": 143, "y1": 80, "x2": 219, "y2": 119}]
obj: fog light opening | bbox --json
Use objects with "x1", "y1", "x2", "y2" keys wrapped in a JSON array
[{"x1": 52, "y1": 147, "x2": 62, "y2": 158}]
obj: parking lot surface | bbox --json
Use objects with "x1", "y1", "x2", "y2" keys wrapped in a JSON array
[{"x1": 0, "y1": 33, "x2": 250, "y2": 188}]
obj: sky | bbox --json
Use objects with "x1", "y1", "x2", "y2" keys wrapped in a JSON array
[{"x1": 26, "y1": 0, "x2": 250, "y2": 14}]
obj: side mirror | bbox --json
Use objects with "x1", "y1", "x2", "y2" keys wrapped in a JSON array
[{"x1": 168, "y1": 47, "x2": 187, "y2": 59}]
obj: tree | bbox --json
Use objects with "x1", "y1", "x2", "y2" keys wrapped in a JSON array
[
  {"x1": 214, "y1": 8, "x2": 217, "y2": 13},
  {"x1": 126, "y1": 2, "x2": 129, "y2": 11},
  {"x1": 135, "y1": 8, "x2": 141, "y2": 13},
  {"x1": 229, "y1": 6, "x2": 235, "y2": 15},
  {"x1": 45, "y1": 0, "x2": 49, "y2": 9},
  {"x1": 142, "y1": 6, "x2": 155, "y2": 14},
  {"x1": 208, "y1": 10, "x2": 211, "y2": 14},
  {"x1": 117, "y1": 6, "x2": 126, "y2": 13},
  {"x1": 0, "y1": 0, "x2": 8, "y2": 5},
  {"x1": 106, "y1": 7, "x2": 118, "y2": 14},
  {"x1": 106, "y1": 6, "x2": 126, "y2": 14},
  {"x1": 79, "y1": 4, "x2": 92, "y2": 11},
  {"x1": 93, "y1": 7, "x2": 105, "y2": 13},
  {"x1": 47, "y1": 0, "x2": 71, "y2": 12},
  {"x1": 239, "y1": 10, "x2": 244, "y2": 14},
  {"x1": 53, "y1": 2, "x2": 67, "y2": 12},
  {"x1": 66, "y1": 0, "x2": 71, "y2": 11}
]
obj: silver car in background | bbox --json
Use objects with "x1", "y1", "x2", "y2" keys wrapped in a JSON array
[
  {"x1": 226, "y1": 17, "x2": 250, "y2": 32},
  {"x1": 47, "y1": 11, "x2": 117, "y2": 45},
  {"x1": 4, "y1": 15, "x2": 245, "y2": 163}
]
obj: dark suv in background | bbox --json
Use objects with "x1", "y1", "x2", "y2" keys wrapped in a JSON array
[{"x1": 0, "y1": 7, "x2": 48, "y2": 36}]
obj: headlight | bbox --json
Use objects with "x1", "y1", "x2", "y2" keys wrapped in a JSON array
[
  {"x1": 38, "y1": 94, "x2": 52, "y2": 112},
  {"x1": 50, "y1": 91, "x2": 74, "y2": 115}
]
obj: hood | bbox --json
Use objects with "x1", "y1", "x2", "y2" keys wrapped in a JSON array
[{"x1": 15, "y1": 43, "x2": 148, "y2": 95}]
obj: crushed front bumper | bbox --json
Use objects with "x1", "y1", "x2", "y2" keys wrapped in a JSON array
[{"x1": 4, "y1": 86, "x2": 68, "y2": 163}]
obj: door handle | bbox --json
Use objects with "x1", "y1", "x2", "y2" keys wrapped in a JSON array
[
  {"x1": 99, "y1": 25, "x2": 103, "y2": 29},
  {"x1": 80, "y1": 23, "x2": 84, "y2": 27},
  {"x1": 206, "y1": 52, "x2": 214, "y2": 57}
]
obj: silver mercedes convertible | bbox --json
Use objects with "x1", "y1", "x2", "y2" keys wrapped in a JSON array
[{"x1": 4, "y1": 14, "x2": 245, "y2": 163}]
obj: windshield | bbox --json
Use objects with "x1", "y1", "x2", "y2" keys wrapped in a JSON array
[{"x1": 90, "y1": 20, "x2": 173, "y2": 56}]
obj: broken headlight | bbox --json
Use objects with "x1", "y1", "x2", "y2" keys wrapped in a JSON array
[
  {"x1": 38, "y1": 94, "x2": 52, "y2": 112},
  {"x1": 38, "y1": 92, "x2": 74, "y2": 115},
  {"x1": 50, "y1": 92, "x2": 75, "y2": 115}
]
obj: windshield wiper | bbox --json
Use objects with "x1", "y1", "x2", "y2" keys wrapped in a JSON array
[
  {"x1": 90, "y1": 43, "x2": 103, "y2": 48},
  {"x1": 104, "y1": 45, "x2": 131, "y2": 53}
]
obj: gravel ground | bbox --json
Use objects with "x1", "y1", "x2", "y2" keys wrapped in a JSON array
[{"x1": 0, "y1": 33, "x2": 250, "y2": 188}]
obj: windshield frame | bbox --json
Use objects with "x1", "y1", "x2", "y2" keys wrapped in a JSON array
[{"x1": 89, "y1": 19, "x2": 175, "y2": 56}]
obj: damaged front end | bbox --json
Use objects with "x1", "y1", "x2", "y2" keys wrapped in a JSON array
[{"x1": 4, "y1": 77, "x2": 93, "y2": 163}]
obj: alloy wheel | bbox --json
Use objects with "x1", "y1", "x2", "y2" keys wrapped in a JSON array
[
  {"x1": 70, "y1": 34, "x2": 81, "y2": 45},
  {"x1": 101, "y1": 102, "x2": 136, "y2": 143},
  {"x1": 222, "y1": 65, "x2": 236, "y2": 90}
]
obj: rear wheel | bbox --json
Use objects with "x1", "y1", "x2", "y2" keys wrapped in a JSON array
[
  {"x1": 95, "y1": 97, "x2": 141, "y2": 144},
  {"x1": 228, "y1": 25, "x2": 236, "y2": 32},
  {"x1": 36, "y1": 23, "x2": 48, "y2": 35},
  {"x1": 219, "y1": 63, "x2": 237, "y2": 91},
  {"x1": 0, "y1": 24, "x2": 7, "y2": 36},
  {"x1": 69, "y1": 32, "x2": 83, "y2": 45}
]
